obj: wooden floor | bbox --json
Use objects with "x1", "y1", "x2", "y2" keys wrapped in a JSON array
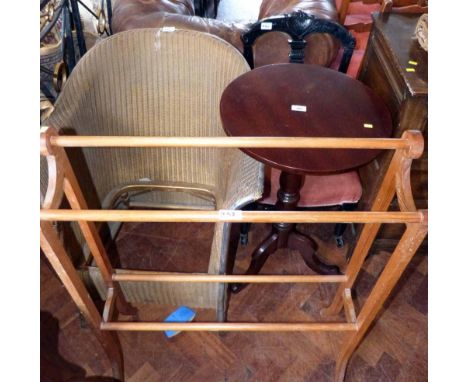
[{"x1": 41, "y1": 222, "x2": 427, "y2": 381}]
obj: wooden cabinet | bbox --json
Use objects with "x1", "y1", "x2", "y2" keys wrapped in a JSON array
[{"x1": 358, "y1": 12, "x2": 428, "y2": 252}]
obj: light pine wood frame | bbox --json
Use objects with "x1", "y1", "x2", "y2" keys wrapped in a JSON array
[{"x1": 39, "y1": 126, "x2": 427, "y2": 382}]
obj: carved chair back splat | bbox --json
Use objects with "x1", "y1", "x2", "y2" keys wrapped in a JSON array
[{"x1": 242, "y1": 11, "x2": 356, "y2": 72}]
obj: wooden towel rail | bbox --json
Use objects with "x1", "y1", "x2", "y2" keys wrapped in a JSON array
[
  {"x1": 39, "y1": 126, "x2": 427, "y2": 382},
  {"x1": 49, "y1": 135, "x2": 409, "y2": 149},
  {"x1": 41, "y1": 209, "x2": 424, "y2": 223}
]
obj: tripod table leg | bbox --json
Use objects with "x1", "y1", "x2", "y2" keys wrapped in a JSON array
[{"x1": 230, "y1": 231, "x2": 279, "y2": 293}]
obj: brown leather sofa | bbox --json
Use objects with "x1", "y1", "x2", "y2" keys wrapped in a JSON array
[{"x1": 112, "y1": 0, "x2": 340, "y2": 67}]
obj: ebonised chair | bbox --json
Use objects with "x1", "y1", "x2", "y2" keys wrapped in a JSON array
[
  {"x1": 239, "y1": 11, "x2": 360, "y2": 249},
  {"x1": 242, "y1": 11, "x2": 356, "y2": 71}
]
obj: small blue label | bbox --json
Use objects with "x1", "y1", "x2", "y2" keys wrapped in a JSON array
[{"x1": 164, "y1": 306, "x2": 196, "y2": 338}]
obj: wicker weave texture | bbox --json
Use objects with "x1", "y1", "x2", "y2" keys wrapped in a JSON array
[
  {"x1": 88, "y1": 267, "x2": 218, "y2": 308},
  {"x1": 44, "y1": 29, "x2": 264, "y2": 310},
  {"x1": 47, "y1": 29, "x2": 261, "y2": 206}
]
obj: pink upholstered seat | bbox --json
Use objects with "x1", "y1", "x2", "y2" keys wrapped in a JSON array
[
  {"x1": 330, "y1": 1, "x2": 374, "y2": 79},
  {"x1": 330, "y1": 29, "x2": 370, "y2": 78},
  {"x1": 339, "y1": 1, "x2": 381, "y2": 27},
  {"x1": 333, "y1": 0, "x2": 401, "y2": 43},
  {"x1": 260, "y1": 167, "x2": 362, "y2": 207}
]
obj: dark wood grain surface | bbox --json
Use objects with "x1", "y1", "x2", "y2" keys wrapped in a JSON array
[
  {"x1": 357, "y1": 12, "x2": 428, "y2": 252},
  {"x1": 220, "y1": 63, "x2": 393, "y2": 174},
  {"x1": 372, "y1": 13, "x2": 427, "y2": 95}
]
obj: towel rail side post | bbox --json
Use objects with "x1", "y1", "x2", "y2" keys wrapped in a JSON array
[
  {"x1": 40, "y1": 220, "x2": 124, "y2": 380},
  {"x1": 334, "y1": 218, "x2": 428, "y2": 382},
  {"x1": 320, "y1": 148, "x2": 400, "y2": 317},
  {"x1": 41, "y1": 126, "x2": 137, "y2": 318},
  {"x1": 321, "y1": 130, "x2": 425, "y2": 317}
]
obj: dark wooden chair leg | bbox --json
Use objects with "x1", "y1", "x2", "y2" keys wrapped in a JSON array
[
  {"x1": 219, "y1": 223, "x2": 241, "y2": 322},
  {"x1": 239, "y1": 202, "x2": 262, "y2": 245},
  {"x1": 240, "y1": 222, "x2": 251, "y2": 245},
  {"x1": 334, "y1": 203, "x2": 358, "y2": 248}
]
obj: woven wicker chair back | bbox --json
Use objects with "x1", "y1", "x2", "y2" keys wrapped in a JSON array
[{"x1": 43, "y1": 29, "x2": 263, "y2": 315}]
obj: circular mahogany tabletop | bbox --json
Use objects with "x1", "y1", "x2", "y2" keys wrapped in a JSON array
[{"x1": 220, "y1": 63, "x2": 393, "y2": 174}]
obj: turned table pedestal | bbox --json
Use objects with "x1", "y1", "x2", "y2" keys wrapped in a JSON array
[{"x1": 220, "y1": 63, "x2": 392, "y2": 292}]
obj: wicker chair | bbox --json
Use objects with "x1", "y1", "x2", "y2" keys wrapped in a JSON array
[{"x1": 44, "y1": 28, "x2": 264, "y2": 321}]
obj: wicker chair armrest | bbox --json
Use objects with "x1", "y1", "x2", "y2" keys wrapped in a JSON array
[{"x1": 216, "y1": 149, "x2": 264, "y2": 210}]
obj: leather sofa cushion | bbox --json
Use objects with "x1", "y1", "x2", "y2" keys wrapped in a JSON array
[
  {"x1": 112, "y1": 0, "x2": 219, "y2": 18},
  {"x1": 112, "y1": 0, "x2": 340, "y2": 67},
  {"x1": 112, "y1": 9, "x2": 249, "y2": 52},
  {"x1": 113, "y1": 0, "x2": 196, "y2": 31}
]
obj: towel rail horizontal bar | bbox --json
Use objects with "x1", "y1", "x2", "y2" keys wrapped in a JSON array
[
  {"x1": 40, "y1": 210, "x2": 424, "y2": 224},
  {"x1": 49, "y1": 135, "x2": 409, "y2": 149},
  {"x1": 100, "y1": 322, "x2": 358, "y2": 332},
  {"x1": 112, "y1": 273, "x2": 347, "y2": 283}
]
